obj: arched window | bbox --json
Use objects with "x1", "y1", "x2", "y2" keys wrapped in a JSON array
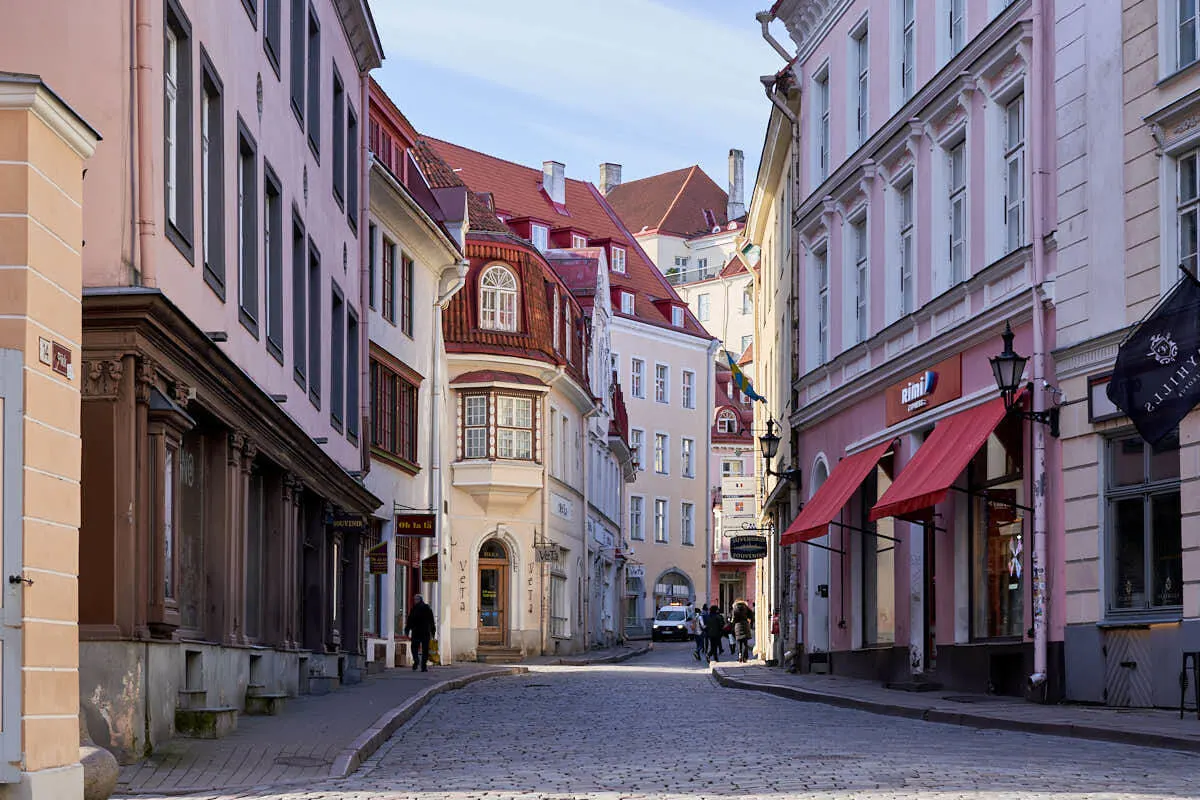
[
  {"x1": 480, "y1": 539, "x2": 508, "y2": 560},
  {"x1": 717, "y1": 409, "x2": 737, "y2": 434},
  {"x1": 480, "y1": 265, "x2": 518, "y2": 331}
]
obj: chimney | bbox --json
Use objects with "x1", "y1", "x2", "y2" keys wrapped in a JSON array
[
  {"x1": 543, "y1": 160, "x2": 566, "y2": 206},
  {"x1": 727, "y1": 148, "x2": 746, "y2": 221},
  {"x1": 599, "y1": 162, "x2": 622, "y2": 195}
]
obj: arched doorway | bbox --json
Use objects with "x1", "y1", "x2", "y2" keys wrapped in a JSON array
[
  {"x1": 653, "y1": 570, "x2": 693, "y2": 610},
  {"x1": 478, "y1": 539, "x2": 509, "y2": 646}
]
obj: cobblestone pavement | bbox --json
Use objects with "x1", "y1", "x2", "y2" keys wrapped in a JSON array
[{"x1": 125, "y1": 643, "x2": 1200, "y2": 799}]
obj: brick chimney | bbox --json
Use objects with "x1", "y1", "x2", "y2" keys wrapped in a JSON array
[
  {"x1": 727, "y1": 148, "x2": 745, "y2": 221},
  {"x1": 599, "y1": 162, "x2": 622, "y2": 195},
  {"x1": 543, "y1": 160, "x2": 566, "y2": 205}
]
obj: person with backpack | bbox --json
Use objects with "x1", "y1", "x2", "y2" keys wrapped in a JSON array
[
  {"x1": 689, "y1": 603, "x2": 705, "y2": 661},
  {"x1": 732, "y1": 601, "x2": 755, "y2": 662},
  {"x1": 703, "y1": 604, "x2": 725, "y2": 663}
]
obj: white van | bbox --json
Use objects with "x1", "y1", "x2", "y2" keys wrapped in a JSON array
[{"x1": 651, "y1": 605, "x2": 694, "y2": 641}]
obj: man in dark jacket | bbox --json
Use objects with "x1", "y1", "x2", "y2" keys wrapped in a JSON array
[
  {"x1": 404, "y1": 594, "x2": 436, "y2": 672},
  {"x1": 703, "y1": 605, "x2": 725, "y2": 663}
]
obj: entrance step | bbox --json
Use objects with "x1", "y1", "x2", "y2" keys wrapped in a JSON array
[
  {"x1": 307, "y1": 675, "x2": 339, "y2": 695},
  {"x1": 244, "y1": 692, "x2": 289, "y2": 716},
  {"x1": 174, "y1": 707, "x2": 238, "y2": 739},
  {"x1": 476, "y1": 646, "x2": 523, "y2": 664}
]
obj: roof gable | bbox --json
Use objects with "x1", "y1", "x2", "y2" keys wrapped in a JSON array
[{"x1": 607, "y1": 165, "x2": 729, "y2": 238}]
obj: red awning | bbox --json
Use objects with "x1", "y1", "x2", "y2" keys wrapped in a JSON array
[
  {"x1": 780, "y1": 439, "x2": 896, "y2": 546},
  {"x1": 869, "y1": 396, "x2": 1008, "y2": 522}
]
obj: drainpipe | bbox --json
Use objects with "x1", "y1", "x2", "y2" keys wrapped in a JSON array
[
  {"x1": 134, "y1": 0, "x2": 157, "y2": 287},
  {"x1": 359, "y1": 75, "x2": 371, "y2": 477},
  {"x1": 1027, "y1": 0, "x2": 1050, "y2": 698},
  {"x1": 432, "y1": 259, "x2": 467, "y2": 665},
  {"x1": 704, "y1": 338, "x2": 719, "y2": 605},
  {"x1": 755, "y1": 10, "x2": 794, "y2": 63}
]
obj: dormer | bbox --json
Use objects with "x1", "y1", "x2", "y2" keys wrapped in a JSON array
[
  {"x1": 652, "y1": 298, "x2": 687, "y2": 328},
  {"x1": 589, "y1": 237, "x2": 627, "y2": 274},
  {"x1": 550, "y1": 225, "x2": 590, "y2": 249},
  {"x1": 611, "y1": 287, "x2": 636, "y2": 315},
  {"x1": 508, "y1": 216, "x2": 553, "y2": 252}
]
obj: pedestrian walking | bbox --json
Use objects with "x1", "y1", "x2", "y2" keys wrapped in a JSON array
[
  {"x1": 703, "y1": 604, "x2": 725, "y2": 663},
  {"x1": 688, "y1": 603, "x2": 704, "y2": 661},
  {"x1": 732, "y1": 601, "x2": 755, "y2": 663},
  {"x1": 404, "y1": 594, "x2": 436, "y2": 672}
]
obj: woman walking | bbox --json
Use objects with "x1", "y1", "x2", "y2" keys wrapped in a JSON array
[{"x1": 732, "y1": 601, "x2": 754, "y2": 663}]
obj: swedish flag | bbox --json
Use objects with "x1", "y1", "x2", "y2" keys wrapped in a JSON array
[{"x1": 726, "y1": 351, "x2": 766, "y2": 403}]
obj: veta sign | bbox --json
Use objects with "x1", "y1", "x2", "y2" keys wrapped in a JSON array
[
  {"x1": 395, "y1": 514, "x2": 435, "y2": 537},
  {"x1": 730, "y1": 534, "x2": 768, "y2": 560},
  {"x1": 885, "y1": 355, "x2": 962, "y2": 425}
]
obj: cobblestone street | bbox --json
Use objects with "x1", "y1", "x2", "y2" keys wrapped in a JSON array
[{"x1": 119, "y1": 644, "x2": 1200, "y2": 799}]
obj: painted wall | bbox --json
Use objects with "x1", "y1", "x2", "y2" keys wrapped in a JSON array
[{"x1": 677, "y1": 275, "x2": 756, "y2": 355}]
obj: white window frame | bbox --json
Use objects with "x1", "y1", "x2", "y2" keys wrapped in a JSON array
[
  {"x1": 681, "y1": 502, "x2": 695, "y2": 545},
  {"x1": 464, "y1": 395, "x2": 488, "y2": 459},
  {"x1": 815, "y1": 246, "x2": 829, "y2": 365},
  {"x1": 165, "y1": 26, "x2": 180, "y2": 226},
  {"x1": 682, "y1": 370, "x2": 695, "y2": 409},
  {"x1": 620, "y1": 291, "x2": 635, "y2": 314},
  {"x1": 654, "y1": 497, "x2": 669, "y2": 543},
  {"x1": 631, "y1": 357, "x2": 645, "y2": 398},
  {"x1": 480, "y1": 264, "x2": 519, "y2": 331},
  {"x1": 1003, "y1": 94, "x2": 1026, "y2": 254},
  {"x1": 847, "y1": 213, "x2": 869, "y2": 345},
  {"x1": 898, "y1": 180, "x2": 915, "y2": 316},
  {"x1": 740, "y1": 334, "x2": 753, "y2": 354},
  {"x1": 742, "y1": 283, "x2": 753, "y2": 315},
  {"x1": 571, "y1": 233, "x2": 587, "y2": 248},
  {"x1": 949, "y1": 0, "x2": 965, "y2": 56},
  {"x1": 813, "y1": 62, "x2": 831, "y2": 185},
  {"x1": 629, "y1": 495, "x2": 645, "y2": 540},
  {"x1": 654, "y1": 363, "x2": 669, "y2": 404},
  {"x1": 897, "y1": 0, "x2": 915, "y2": 106},
  {"x1": 852, "y1": 21, "x2": 869, "y2": 149},
  {"x1": 697, "y1": 293, "x2": 710, "y2": 321},
  {"x1": 671, "y1": 306, "x2": 684, "y2": 327},
  {"x1": 717, "y1": 410, "x2": 737, "y2": 434},
  {"x1": 611, "y1": 246, "x2": 626, "y2": 273},
  {"x1": 1178, "y1": 0, "x2": 1200, "y2": 72},
  {"x1": 531, "y1": 223, "x2": 549, "y2": 252},
  {"x1": 496, "y1": 395, "x2": 533, "y2": 460},
  {"x1": 654, "y1": 432, "x2": 669, "y2": 474},
  {"x1": 1179, "y1": 148, "x2": 1200, "y2": 278},
  {"x1": 722, "y1": 458, "x2": 744, "y2": 477},
  {"x1": 948, "y1": 140, "x2": 967, "y2": 286},
  {"x1": 631, "y1": 427, "x2": 646, "y2": 471},
  {"x1": 681, "y1": 437, "x2": 695, "y2": 478}
]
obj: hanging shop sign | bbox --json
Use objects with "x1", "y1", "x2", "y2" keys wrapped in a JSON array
[
  {"x1": 729, "y1": 534, "x2": 768, "y2": 560},
  {"x1": 626, "y1": 564, "x2": 645, "y2": 579},
  {"x1": 395, "y1": 513, "x2": 436, "y2": 537},
  {"x1": 885, "y1": 355, "x2": 962, "y2": 425},
  {"x1": 330, "y1": 510, "x2": 368, "y2": 534},
  {"x1": 1108, "y1": 275, "x2": 1200, "y2": 445},
  {"x1": 535, "y1": 545, "x2": 560, "y2": 562},
  {"x1": 420, "y1": 554, "x2": 439, "y2": 583},
  {"x1": 367, "y1": 541, "x2": 389, "y2": 574}
]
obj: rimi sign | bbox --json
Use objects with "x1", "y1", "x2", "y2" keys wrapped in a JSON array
[{"x1": 885, "y1": 355, "x2": 962, "y2": 425}]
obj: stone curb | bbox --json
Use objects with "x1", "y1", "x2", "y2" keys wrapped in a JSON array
[
  {"x1": 555, "y1": 644, "x2": 651, "y2": 666},
  {"x1": 712, "y1": 668, "x2": 1200, "y2": 754},
  {"x1": 329, "y1": 666, "x2": 528, "y2": 778}
]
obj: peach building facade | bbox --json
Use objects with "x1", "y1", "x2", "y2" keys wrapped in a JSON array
[
  {"x1": 0, "y1": 72, "x2": 99, "y2": 800},
  {"x1": 0, "y1": 0, "x2": 384, "y2": 761}
]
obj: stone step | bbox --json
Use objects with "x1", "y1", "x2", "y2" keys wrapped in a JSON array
[
  {"x1": 477, "y1": 646, "x2": 524, "y2": 664},
  {"x1": 307, "y1": 674, "x2": 339, "y2": 695},
  {"x1": 175, "y1": 707, "x2": 238, "y2": 739},
  {"x1": 177, "y1": 688, "x2": 207, "y2": 710},
  {"x1": 244, "y1": 693, "x2": 288, "y2": 716}
]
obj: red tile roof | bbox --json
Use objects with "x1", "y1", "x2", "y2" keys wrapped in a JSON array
[
  {"x1": 450, "y1": 370, "x2": 547, "y2": 387},
  {"x1": 738, "y1": 342, "x2": 754, "y2": 366},
  {"x1": 606, "y1": 165, "x2": 729, "y2": 238},
  {"x1": 428, "y1": 138, "x2": 712, "y2": 341},
  {"x1": 412, "y1": 139, "x2": 465, "y2": 189},
  {"x1": 719, "y1": 253, "x2": 750, "y2": 278}
]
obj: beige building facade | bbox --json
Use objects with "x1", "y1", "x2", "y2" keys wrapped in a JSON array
[{"x1": 0, "y1": 72, "x2": 99, "y2": 800}]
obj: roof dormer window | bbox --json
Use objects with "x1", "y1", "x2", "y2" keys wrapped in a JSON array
[
  {"x1": 620, "y1": 291, "x2": 635, "y2": 314},
  {"x1": 611, "y1": 246, "x2": 626, "y2": 274},
  {"x1": 571, "y1": 233, "x2": 588, "y2": 249},
  {"x1": 671, "y1": 306, "x2": 684, "y2": 327},
  {"x1": 531, "y1": 223, "x2": 549, "y2": 252},
  {"x1": 480, "y1": 264, "x2": 519, "y2": 331}
]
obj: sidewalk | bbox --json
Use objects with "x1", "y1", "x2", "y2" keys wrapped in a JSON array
[
  {"x1": 713, "y1": 662, "x2": 1200, "y2": 752},
  {"x1": 115, "y1": 663, "x2": 524, "y2": 797},
  {"x1": 524, "y1": 641, "x2": 652, "y2": 666}
]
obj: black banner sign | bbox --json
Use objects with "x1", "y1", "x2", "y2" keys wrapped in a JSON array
[
  {"x1": 730, "y1": 534, "x2": 768, "y2": 560},
  {"x1": 330, "y1": 510, "x2": 368, "y2": 534},
  {"x1": 1108, "y1": 276, "x2": 1200, "y2": 445}
]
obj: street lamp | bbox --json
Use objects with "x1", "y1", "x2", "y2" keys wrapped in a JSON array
[
  {"x1": 989, "y1": 322, "x2": 1060, "y2": 438},
  {"x1": 758, "y1": 418, "x2": 802, "y2": 486}
]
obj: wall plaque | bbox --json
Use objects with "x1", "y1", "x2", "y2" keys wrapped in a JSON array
[{"x1": 885, "y1": 355, "x2": 962, "y2": 425}]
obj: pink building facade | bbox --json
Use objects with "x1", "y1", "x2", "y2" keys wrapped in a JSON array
[
  {"x1": 0, "y1": 0, "x2": 383, "y2": 759},
  {"x1": 760, "y1": 0, "x2": 1063, "y2": 696}
]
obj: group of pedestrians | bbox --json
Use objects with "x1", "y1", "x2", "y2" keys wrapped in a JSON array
[{"x1": 689, "y1": 601, "x2": 754, "y2": 663}]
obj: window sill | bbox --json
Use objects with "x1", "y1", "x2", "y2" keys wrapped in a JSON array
[
  {"x1": 203, "y1": 264, "x2": 226, "y2": 302},
  {"x1": 266, "y1": 337, "x2": 283, "y2": 365},
  {"x1": 166, "y1": 222, "x2": 194, "y2": 266},
  {"x1": 293, "y1": 368, "x2": 306, "y2": 392},
  {"x1": 1157, "y1": 60, "x2": 1200, "y2": 90},
  {"x1": 372, "y1": 447, "x2": 420, "y2": 475},
  {"x1": 1098, "y1": 611, "x2": 1182, "y2": 628},
  {"x1": 239, "y1": 307, "x2": 260, "y2": 340}
]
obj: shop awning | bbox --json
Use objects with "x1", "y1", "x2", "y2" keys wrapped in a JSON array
[
  {"x1": 869, "y1": 396, "x2": 1008, "y2": 523},
  {"x1": 780, "y1": 439, "x2": 896, "y2": 546}
]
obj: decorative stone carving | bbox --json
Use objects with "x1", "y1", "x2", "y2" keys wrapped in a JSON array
[
  {"x1": 241, "y1": 439, "x2": 258, "y2": 475},
  {"x1": 134, "y1": 357, "x2": 156, "y2": 404},
  {"x1": 83, "y1": 359, "x2": 124, "y2": 400},
  {"x1": 173, "y1": 381, "x2": 191, "y2": 407},
  {"x1": 228, "y1": 431, "x2": 246, "y2": 466}
]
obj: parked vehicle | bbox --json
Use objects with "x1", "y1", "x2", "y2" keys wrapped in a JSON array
[{"x1": 651, "y1": 605, "x2": 693, "y2": 641}]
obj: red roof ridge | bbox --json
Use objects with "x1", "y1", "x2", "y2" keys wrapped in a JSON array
[
  {"x1": 658, "y1": 165, "x2": 700, "y2": 233},
  {"x1": 427, "y1": 136, "x2": 551, "y2": 182}
]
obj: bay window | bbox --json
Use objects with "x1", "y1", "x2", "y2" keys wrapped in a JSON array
[{"x1": 458, "y1": 391, "x2": 537, "y2": 462}]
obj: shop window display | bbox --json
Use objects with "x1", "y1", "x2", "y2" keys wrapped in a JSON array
[{"x1": 969, "y1": 414, "x2": 1024, "y2": 639}]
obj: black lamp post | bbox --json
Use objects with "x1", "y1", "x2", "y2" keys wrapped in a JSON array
[
  {"x1": 758, "y1": 418, "x2": 802, "y2": 486},
  {"x1": 989, "y1": 322, "x2": 1060, "y2": 438}
]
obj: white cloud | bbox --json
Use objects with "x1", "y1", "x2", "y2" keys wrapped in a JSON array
[{"x1": 372, "y1": 0, "x2": 776, "y2": 132}]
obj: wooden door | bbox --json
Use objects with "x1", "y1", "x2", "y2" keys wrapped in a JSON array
[{"x1": 478, "y1": 540, "x2": 509, "y2": 646}]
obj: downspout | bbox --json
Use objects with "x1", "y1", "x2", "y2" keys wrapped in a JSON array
[
  {"x1": 541, "y1": 364, "x2": 566, "y2": 654},
  {"x1": 432, "y1": 259, "x2": 468, "y2": 665},
  {"x1": 1027, "y1": 0, "x2": 1050, "y2": 696},
  {"x1": 704, "y1": 339, "x2": 719, "y2": 605},
  {"x1": 359, "y1": 75, "x2": 371, "y2": 477},
  {"x1": 756, "y1": 10, "x2": 794, "y2": 63},
  {"x1": 134, "y1": 0, "x2": 157, "y2": 287}
]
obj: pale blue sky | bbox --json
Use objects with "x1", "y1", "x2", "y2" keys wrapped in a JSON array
[{"x1": 372, "y1": 1, "x2": 785, "y2": 197}]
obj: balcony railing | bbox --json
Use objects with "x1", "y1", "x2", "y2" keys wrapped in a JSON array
[{"x1": 666, "y1": 265, "x2": 719, "y2": 285}]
